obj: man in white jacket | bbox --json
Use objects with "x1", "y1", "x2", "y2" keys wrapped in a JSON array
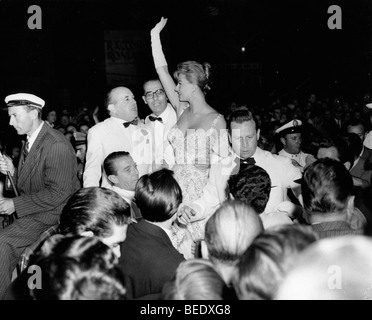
[{"x1": 83, "y1": 86, "x2": 152, "y2": 188}]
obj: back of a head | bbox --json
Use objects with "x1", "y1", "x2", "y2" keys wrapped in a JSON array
[
  {"x1": 58, "y1": 187, "x2": 131, "y2": 237},
  {"x1": 228, "y1": 164, "x2": 271, "y2": 214},
  {"x1": 30, "y1": 235, "x2": 126, "y2": 300},
  {"x1": 302, "y1": 158, "x2": 353, "y2": 215},
  {"x1": 234, "y1": 224, "x2": 318, "y2": 300},
  {"x1": 162, "y1": 259, "x2": 229, "y2": 300},
  {"x1": 276, "y1": 235, "x2": 372, "y2": 300},
  {"x1": 135, "y1": 169, "x2": 182, "y2": 222},
  {"x1": 205, "y1": 200, "x2": 263, "y2": 265}
]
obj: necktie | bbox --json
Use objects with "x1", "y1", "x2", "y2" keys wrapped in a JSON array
[
  {"x1": 123, "y1": 118, "x2": 139, "y2": 128},
  {"x1": 148, "y1": 116, "x2": 163, "y2": 123},
  {"x1": 22, "y1": 139, "x2": 29, "y2": 164}
]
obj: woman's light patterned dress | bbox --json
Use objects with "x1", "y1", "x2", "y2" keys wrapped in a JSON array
[{"x1": 167, "y1": 111, "x2": 223, "y2": 248}]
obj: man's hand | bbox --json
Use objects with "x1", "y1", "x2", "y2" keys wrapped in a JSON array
[
  {"x1": 177, "y1": 205, "x2": 197, "y2": 225},
  {"x1": 0, "y1": 198, "x2": 15, "y2": 215},
  {"x1": 0, "y1": 153, "x2": 15, "y2": 176},
  {"x1": 151, "y1": 17, "x2": 168, "y2": 36}
]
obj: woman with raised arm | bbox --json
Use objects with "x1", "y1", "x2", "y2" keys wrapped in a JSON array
[{"x1": 151, "y1": 17, "x2": 228, "y2": 244}]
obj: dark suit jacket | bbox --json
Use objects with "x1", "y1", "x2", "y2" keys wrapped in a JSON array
[
  {"x1": 0, "y1": 122, "x2": 80, "y2": 295},
  {"x1": 12, "y1": 122, "x2": 80, "y2": 224},
  {"x1": 118, "y1": 219, "x2": 185, "y2": 300}
]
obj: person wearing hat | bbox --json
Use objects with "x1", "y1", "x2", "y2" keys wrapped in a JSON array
[
  {"x1": 276, "y1": 119, "x2": 316, "y2": 170},
  {"x1": 0, "y1": 93, "x2": 80, "y2": 295},
  {"x1": 83, "y1": 86, "x2": 153, "y2": 188},
  {"x1": 72, "y1": 131, "x2": 87, "y2": 187}
]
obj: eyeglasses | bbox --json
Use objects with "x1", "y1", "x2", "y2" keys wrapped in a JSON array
[{"x1": 144, "y1": 89, "x2": 165, "y2": 100}]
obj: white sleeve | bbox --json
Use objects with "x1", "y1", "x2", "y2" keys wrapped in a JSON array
[
  {"x1": 83, "y1": 128, "x2": 104, "y2": 187},
  {"x1": 364, "y1": 131, "x2": 372, "y2": 149}
]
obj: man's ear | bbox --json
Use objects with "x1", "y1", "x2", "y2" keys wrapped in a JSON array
[
  {"x1": 107, "y1": 104, "x2": 116, "y2": 115},
  {"x1": 229, "y1": 193, "x2": 234, "y2": 200},
  {"x1": 256, "y1": 128, "x2": 260, "y2": 141},
  {"x1": 108, "y1": 174, "x2": 119, "y2": 185},
  {"x1": 142, "y1": 96, "x2": 148, "y2": 105},
  {"x1": 280, "y1": 137, "x2": 286, "y2": 146}
]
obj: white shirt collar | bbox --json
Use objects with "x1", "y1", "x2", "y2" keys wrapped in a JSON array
[
  {"x1": 27, "y1": 121, "x2": 44, "y2": 150},
  {"x1": 110, "y1": 185, "x2": 135, "y2": 204},
  {"x1": 147, "y1": 103, "x2": 172, "y2": 123}
]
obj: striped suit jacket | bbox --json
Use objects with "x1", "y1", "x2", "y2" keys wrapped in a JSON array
[
  {"x1": 12, "y1": 122, "x2": 80, "y2": 224},
  {"x1": 0, "y1": 122, "x2": 80, "y2": 296}
]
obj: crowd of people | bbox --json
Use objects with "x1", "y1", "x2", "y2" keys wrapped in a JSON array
[{"x1": 0, "y1": 17, "x2": 371, "y2": 300}]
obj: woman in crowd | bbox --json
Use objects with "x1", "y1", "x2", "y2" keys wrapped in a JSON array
[{"x1": 150, "y1": 17, "x2": 228, "y2": 243}]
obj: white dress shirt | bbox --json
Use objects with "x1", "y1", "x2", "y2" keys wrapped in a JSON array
[
  {"x1": 108, "y1": 185, "x2": 135, "y2": 204},
  {"x1": 191, "y1": 147, "x2": 302, "y2": 220},
  {"x1": 278, "y1": 149, "x2": 311, "y2": 168},
  {"x1": 145, "y1": 103, "x2": 177, "y2": 168},
  {"x1": 27, "y1": 121, "x2": 44, "y2": 151},
  {"x1": 84, "y1": 116, "x2": 152, "y2": 188}
]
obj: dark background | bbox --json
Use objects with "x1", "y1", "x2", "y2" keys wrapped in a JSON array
[{"x1": 0, "y1": 0, "x2": 371, "y2": 118}]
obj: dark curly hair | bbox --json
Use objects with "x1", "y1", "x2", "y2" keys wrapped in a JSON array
[{"x1": 228, "y1": 164, "x2": 271, "y2": 214}]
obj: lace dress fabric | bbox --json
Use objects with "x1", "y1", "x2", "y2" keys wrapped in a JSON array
[{"x1": 168, "y1": 112, "x2": 222, "y2": 247}]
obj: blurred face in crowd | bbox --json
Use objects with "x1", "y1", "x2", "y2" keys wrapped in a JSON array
[
  {"x1": 8, "y1": 106, "x2": 38, "y2": 136},
  {"x1": 281, "y1": 133, "x2": 302, "y2": 154},
  {"x1": 47, "y1": 110, "x2": 57, "y2": 124},
  {"x1": 142, "y1": 80, "x2": 167, "y2": 117},
  {"x1": 76, "y1": 144, "x2": 87, "y2": 164},
  {"x1": 108, "y1": 155, "x2": 139, "y2": 191},
  {"x1": 108, "y1": 87, "x2": 138, "y2": 122},
  {"x1": 229, "y1": 120, "x2": 260, "y2": 159},
  {"x1": 66, "y1": 125, "x2": 77, "y2": 134},
  {"x1": 347, "y1": 124, "x2": 365, "y2": 142},
  {"x1": 60, "y1": 115, "x2": 70, "y2": 126},
  {"x1": 79, "y1": 124, "x2": 90, "y2": 134},
  {"x1": 317, "y1": 146, "x2": 340, "y2": 161}
]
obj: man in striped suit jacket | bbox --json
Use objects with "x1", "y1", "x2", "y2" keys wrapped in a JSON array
[{"x1": 0, "y1": 93, "x2": 80, "y2": 296}]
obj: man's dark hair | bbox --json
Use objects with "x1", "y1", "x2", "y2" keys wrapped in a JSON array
[
  {"x1": 228, "y1": 164, "x2": 271, "y2": 214},
  {"x1": 302, "y1": 158, "x2": 353, "y2": 214},
  {"x1": 227, "y1": 109, "x2": 259, "y2": 134},
  {"x1": 135, "y1": 169, "x2": 182, "y2": 222}
]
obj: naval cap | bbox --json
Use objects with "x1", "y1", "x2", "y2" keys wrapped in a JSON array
[
  {"x1": 275, "y1": 119, "x2": 302, "y2": 136},
  {"x1": 5, "y1": 93, "x2": 45, "y2": 109}
]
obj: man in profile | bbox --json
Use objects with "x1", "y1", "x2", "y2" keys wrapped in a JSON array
[
  {"x1": 0, "y1": 92, "x2": 80, "y2": 295},
  {"x1": 84, "y1": 86, "x2": 152, "y2": 188}
]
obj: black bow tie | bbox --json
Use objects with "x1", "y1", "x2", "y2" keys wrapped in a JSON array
[
  {"x1": 231, "y1": 157, "x2": 256, "y2": 176},
  {"x1": 240, "y1": 157, "x2": 256, "y2": 165},
  {"x1": 149, "y1": 116, "x2": 163, "y2": 123},
  {"x1": 123, "y1": 118, "x2": 139, "y2": 128}
]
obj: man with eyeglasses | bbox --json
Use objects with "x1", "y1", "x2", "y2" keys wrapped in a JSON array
[
  {"x1": 84, "y1": 86, "x2": 152, "y2": 188},
  {"x1": 143, "y1": 79, "x2": 176, "y2": 171}
]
